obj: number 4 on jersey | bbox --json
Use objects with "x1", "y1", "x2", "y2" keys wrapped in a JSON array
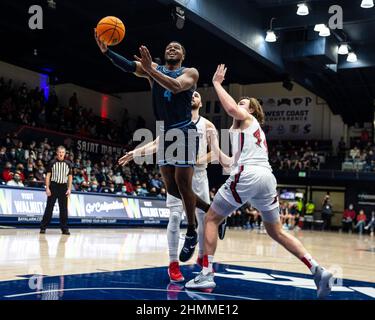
[
  {"x1": 253, "y1": 128, "x2": 268, "y2": 152},
  {"x1": 164, "y1": 90, "x2": 172, "y2": 102}
]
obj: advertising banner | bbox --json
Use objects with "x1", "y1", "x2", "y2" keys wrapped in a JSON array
[
  {"x1": 0, "y1": 186, "x2": 181, "y2": 225},
  {"x1": 259, "y1": 96, "x2": 314, "y2": 139}
]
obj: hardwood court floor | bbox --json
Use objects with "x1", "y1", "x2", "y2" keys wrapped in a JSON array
[{"x1": 0, "y1": 227, "x2": 373, "y2": 283}]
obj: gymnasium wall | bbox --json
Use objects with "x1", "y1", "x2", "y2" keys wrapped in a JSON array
[
  {"x1": 54, "y1": 83, "x2": 125, "y2": 122},
  {"x1": 0, "y1": 60, "x2": 49, "y2": 96}
]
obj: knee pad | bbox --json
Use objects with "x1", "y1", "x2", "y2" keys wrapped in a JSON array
[{"x1": 167, "y1": 205, "x2": 183, "y2": 232}]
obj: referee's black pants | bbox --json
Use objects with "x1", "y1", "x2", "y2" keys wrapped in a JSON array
[{"x1": 41, "y1": 182, "x2": 69, "y2": 230}]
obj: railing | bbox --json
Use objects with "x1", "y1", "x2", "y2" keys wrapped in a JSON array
[{"x1": 274, "y1": 169, "x2": 375, "y2": 181}]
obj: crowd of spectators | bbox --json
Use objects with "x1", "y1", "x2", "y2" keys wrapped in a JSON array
[
  {"x1": 341, "y1": 139, "x2": 375, "y2": 172},
  {"x1": 0, "y1": 76, "x2": 146, "y2": 145},
  {"x1": 0, "y1": 134, "x2": 166, "y2": 199},
  {"x1": 268, "y1": 140, "x2": 328, "y2": 172}
]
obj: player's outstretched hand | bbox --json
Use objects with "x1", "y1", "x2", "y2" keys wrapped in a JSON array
[
  {"x1": 212, "y1": 64, "x2": 227, "y2": 85},
  {"x1": 94, "y1": 28, "x2": 108, "y2": 54},
  {"x1": 118, "y1": 151, "x2": 135, "y2": 166},
  {"x1": 134, "y1": 45, "x2": 153, "y2": 72}
]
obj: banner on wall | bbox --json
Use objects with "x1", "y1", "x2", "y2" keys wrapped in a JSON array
[
  {"x1": 258, "y1": 96, "x2": 314, "y2": 139},
  {"x1": 10, "y1": 124, "x2": 128, "y2": 156},
  {"x1": 0, "y1": 186, "x2": 179, "y2": 223}
]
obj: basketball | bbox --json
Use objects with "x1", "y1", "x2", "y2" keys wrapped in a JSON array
[{"x1": 96, "y1": 16, "x2": 125, "y2": 46}]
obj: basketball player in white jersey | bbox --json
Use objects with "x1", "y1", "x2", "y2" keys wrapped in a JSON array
[
  {"x1": 118, "y1": 91, "x2": 225, "y2": 283},
  {"x1": 185, "y1": 65, "x2": 334, "y2": 299}
]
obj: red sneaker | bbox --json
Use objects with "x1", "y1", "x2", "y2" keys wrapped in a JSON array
[{"x1": 168, "y1": 261, "x2": 184, "y2": 283}]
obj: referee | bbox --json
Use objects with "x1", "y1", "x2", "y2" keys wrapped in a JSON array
[{"x1": 40, "y1": 146, "x2": 73, "y2": 235}]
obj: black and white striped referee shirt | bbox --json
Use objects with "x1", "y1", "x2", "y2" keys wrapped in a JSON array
[{"x1": 47, "y1": 159, "x2": 73, "y2": 184}]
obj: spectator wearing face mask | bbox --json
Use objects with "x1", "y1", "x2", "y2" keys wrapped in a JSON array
[
  {"x1": 136, "y1": 183, "x2": 148, "y2": 197},
  {"x1": 26, "y1": 173, "x2": 40, "y2": 188},
  {"x1": 108, "y1": 183, "x2": 116, "y2": 194},
  {"x1": 150, "y1": 174, "x2": 163, "y2": 190},
  {"x1": 15, "y1": 164, "x2": 25, "y2": 182},
  {"x1": 34, "y1": 166, "x2": 46, "y2": 182},
  {"x1": 89, "y1": 181, "x2": 99, "y2": 192},
  {"x1": 116, "y1": 185, "x2": 127, "y2": 195},
  {"x1": 8, "y1": 148, "x2": 17, "y2": 163},
  {"x1": 112, "y1": 171, "x2": 124, "y2": 185},
  {"x1": 25, "y1": 163, "x2": 35, "y2": 177},
  {"x1": 342, "y1": 204, "x2": 356, "y2": 233},
  {"x1": 73, "y1": 168, "x2": 84, "y2": 187},
  {"x1": 99, "y1": 181, "x2": 110, "y2": 193},
  {"x1": 15, "y1": 141, "x2": 26, "y2": 163},
  {"x1": 96, "y1": 167, "x2": 108, "y2": 184},
  {"x1": 7, "y1": 173, "x2": 24, "y2": 187},
  {"x1": 85, "y1": 160, "x2": 92, "y2": 175}
]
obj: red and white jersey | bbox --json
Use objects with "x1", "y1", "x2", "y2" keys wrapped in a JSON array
[{"x1": 230, "y1": 115, "x2": 271, "y2": 175}]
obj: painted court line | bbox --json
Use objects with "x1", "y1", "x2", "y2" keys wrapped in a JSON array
[{"x1": 4, "y1": 287, "x2": 258, "y2": 300}]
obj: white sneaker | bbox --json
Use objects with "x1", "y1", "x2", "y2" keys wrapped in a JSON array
[
  {"x1": 314, "y1": 267, "x2": 334, "y2": 299},
  {"x1": 185, "y1": 272, "x2": 216, "y2": 290}
]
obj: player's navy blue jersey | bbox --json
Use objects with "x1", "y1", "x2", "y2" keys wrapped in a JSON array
[{"x1": 152, "y1": 65, "x2": 195, "y2": 129}]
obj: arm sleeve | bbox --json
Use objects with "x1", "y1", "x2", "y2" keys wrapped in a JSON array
[{"x1": 105, "y1": 49, "x2": 137, "y2": 73}]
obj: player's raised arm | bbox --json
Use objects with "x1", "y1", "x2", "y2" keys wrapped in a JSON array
[
  {"x1": 118, "y1": 137, "x2": 160, "y2": 166},
  {"x1": 94, "y1": 29, "x2": 157, "y2": 79},
  {"x1": 135, "y1": 46, "x2": 199, "y2": 94},
  {"x1": 212, "y1": 64, "x2": 249, "y2": 121}
]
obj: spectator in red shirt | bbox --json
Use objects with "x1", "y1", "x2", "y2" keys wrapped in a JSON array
[
  {"x1": 2, "y1": 162, "x2": 13, "y2": 182},
  {"x1": 355, "y1": 210, "x2": 367, "y2": 235},
  {"x1": 124, "y1": 178, "x2": 134, "y2": 195},
  {"x1": 342, "y1": 204, "x2": 356, "y2": 233}
]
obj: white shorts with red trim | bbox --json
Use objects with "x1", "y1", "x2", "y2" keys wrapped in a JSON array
[{"x1": 215, "y1": 165, "x2": 279, "y2": 213}]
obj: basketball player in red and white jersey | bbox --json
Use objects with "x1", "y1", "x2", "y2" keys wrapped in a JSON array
[
  {"x1": 118, "y1": 91, "x2": 225, "y2": 283},
  {"x1": 186, "y1": 65, "x2": 334, "y2": 299}
]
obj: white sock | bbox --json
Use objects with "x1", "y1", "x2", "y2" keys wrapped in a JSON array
[
  {"x1": 301, "y1": 253, "x2": 320, "y2": 275},
  {"x1": 196, "y1": 210, "x2": 205, "y2": 259},
  {"x1": 167, "y1": 205, "x2": 183, "y2": 264},
  {"x1": 202, "y1": 255, "x2": 214, "y2": 275}
]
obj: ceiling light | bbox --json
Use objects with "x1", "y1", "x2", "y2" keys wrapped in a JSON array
[
  {"x1": 297, "y1": 3, "x2": 309, "y2": 15},
  {"x1": 338, "y1": 43, "x2": 349, "y2": 55},
  {"x1": 347, "y1": 52, "x2": 357, "y2": 63},
  {"x1": 319, "y1": 25, "x2": 330, "y2": 37},
  {"x1": 265, "y1": 17, "x2": 277, "y2": 42},
  {"x1": 361, "y1": 0, "x2": 374, "y2": 8},
  {"x1": 265, "y1": 30, "x2": 277, "y2": 42},
  {"x1": 314, "y1": 24, "x2": 325, "y2": 32}
]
